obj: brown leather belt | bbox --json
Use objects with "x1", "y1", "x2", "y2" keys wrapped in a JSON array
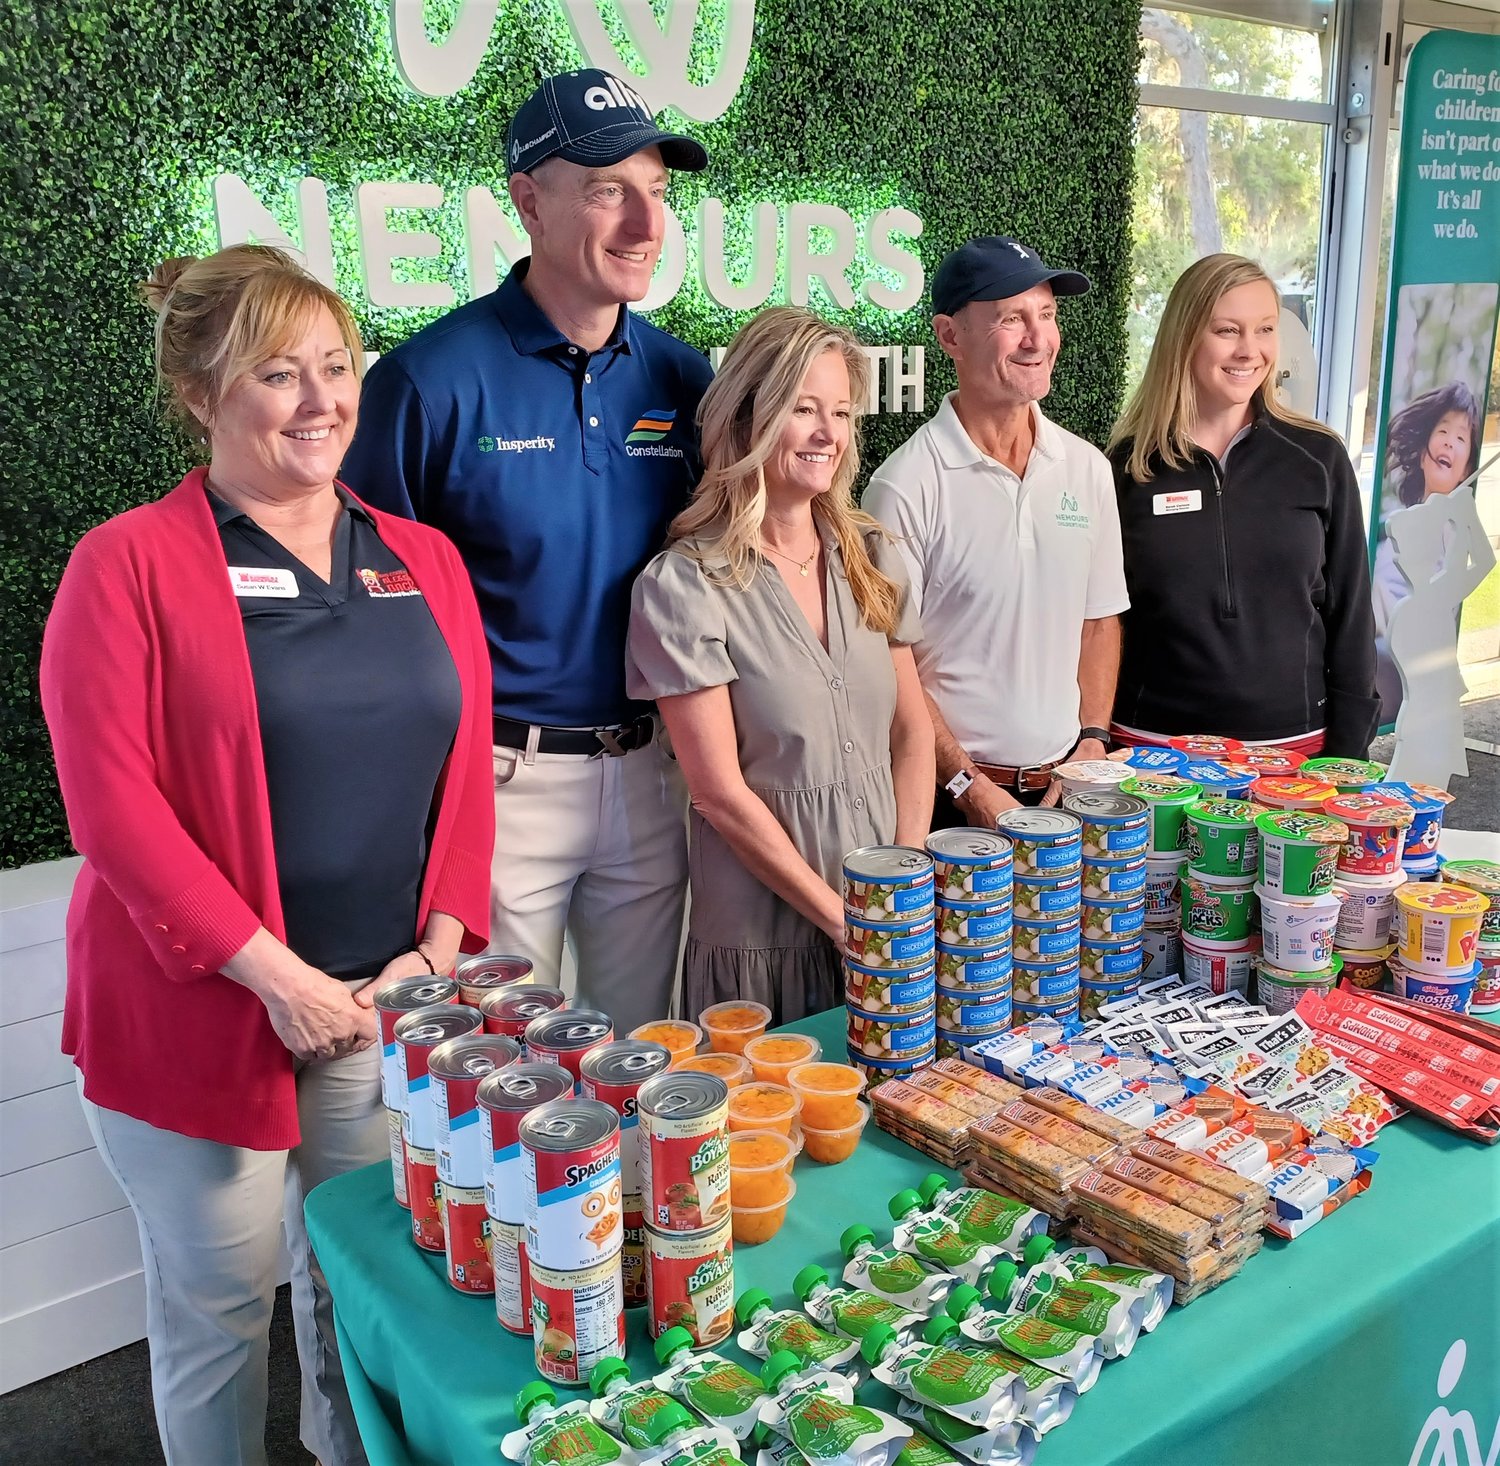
[{"x1": 974, "y1": 759, "x2": 1062, "y2": 793}]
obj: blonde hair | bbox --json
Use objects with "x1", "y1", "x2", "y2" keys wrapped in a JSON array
[
  {"x1": 139, "y1": 244, "x2": 363, "y2": 445},
  {"x1": 1109, "y1": 253, "x2": 1335, "y2": 483},
  {"x1": 669, "y1": 306, "x2": 902, "y2": 634}
]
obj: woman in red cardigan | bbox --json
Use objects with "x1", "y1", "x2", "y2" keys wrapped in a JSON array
[{"x1": 41, "y1": 245, "x2": 493, "y2": 1466}]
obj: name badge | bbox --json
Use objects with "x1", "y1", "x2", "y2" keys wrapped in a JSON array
[
  {"x1": 1153, "y1": 490, "x2": 1202, "y2": 516},
  {"x1": 229, "y1": 566, "x2": 299, "y2": 598}
]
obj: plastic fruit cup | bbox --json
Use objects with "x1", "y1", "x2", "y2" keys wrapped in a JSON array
[
  {"x1": 727, "y1": 1081, "x2": 801, "y2": 1135},
  {"x1": 743, "y1": 1032, "x2": 822, "y2": 1086},
  {"x1": 800, "y1": 1102, "x2": 871, "y2": 1164},
  {"x1": 675, "y1": 1052, "x2": 753, "y2": 1088},
  {"x1": 786, "y1": 1062, "x2": 865, "y2": 1129},
  {"x1": 729, "y1": 1129, "x2": 798, "y2": 1206},
  {"x1": 628, "y1": 1019, "x2": 702, "y2": 1066},
  {"x1": 697, "y1": 1000, "x2": 773, "y2": 1055},
  {"x1": 732, "y1": 1174, "x2": 796, "y2": 1245}
]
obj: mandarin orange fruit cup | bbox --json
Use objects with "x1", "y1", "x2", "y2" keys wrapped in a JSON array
[
  {"x1": 675, "y1": 1052, "x2": 753, "y2": 1088},
  {"x1": 800, "y1": 1102, "x2": 870, "y2": 1164},
  {"x1": 698, "y1": 1000, "x2": 773, "y2": 1055},
  {"x1": 786, "y1": 1061, "x2": 865, "y2": 1129},
  {"x1": 628, "y1": 1019, "x2": 702, "y2": 1066},
  {"x1": 728, "y1": 1129, "x2": 798, "y2": 1206},
  {"x1": 742, "y1": 1032, "x2": 822, "y2": 1086},
  {"x1": 732, "y1": 1174, "x2": 796, "y2": 1245},
  {"x1": 726, "y1": 1081, "x2": 800, "y2": 1136}
]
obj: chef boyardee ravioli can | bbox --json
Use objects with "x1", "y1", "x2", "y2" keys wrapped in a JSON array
[
  {"x1": 995, "y1": 809, "x2": 1083, "y2": 877},
  {"x1": 521, "y1": 1098, "x2": 624, "y2": 1271},
  {"x1": 644, "y1": 1215, "x2": 734, "y2": 1345},
  {"x1": 637, "y1": 1072, "x2": 731, "y2": 1235}
]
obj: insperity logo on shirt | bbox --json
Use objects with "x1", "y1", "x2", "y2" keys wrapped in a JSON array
[{"x1": 625, "y1": 408, "x2": 685, "y2": 459}]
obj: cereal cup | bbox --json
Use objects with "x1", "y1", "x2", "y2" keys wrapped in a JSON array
[
  {"x1": 925, "y1": 829, "x2": 1014, "y2": 901},
  {"x1": 630, "y1": 1019, "x2": 702, "y2": 1065},
  {"x1": 1298, "y1": 756, "x2": 1387, "y2": 792},
  {"x1": 1184, "y1": 798, "x2": 1261, "y2": 877},
  {"x1": 743, "y1": 1032, "x2": 823, "y2": 1085},
  {"x1": 1123, "y1": 745, "x2": 1188, "y2": 775},
  {"x1": 994, "y1": 810, "x2": 1083, "y2": 877},
  {"x1": 727, "y1": 1081, "x2": 800, "y2": 1135},
  {"x1": 1081, "y1": 856, "x2": 1148, "y2": 899},
  {"x1": 1180, "y1": 932, "x2": 1260, "y2": 996},
  {"x1": 1255, "y1": 810, "x2": 1347, "y2": 897},
  {"x1": 1325, "y1": 791, "x2": 1414, "y2": 878},
  {"x1": 732, "y1": 1172, "x2": 796, "y2": 1244},
  {"x1": 1168, "y1": 734, "x2": 1245, "y2": 758},
  {"x1": 728, "y1": 1130, "x2": 798, "y2": 1206},
  {"x1": 936, "y1": 899, "x2": 1014, "y2": 948},
  {"x1": 1119, "y1": 776, "x2": 1203, "y2": 853},
  {"x1": 1179, "y1": 761, "x2": 1255, "y2": 801},
  {"x1": 843, "y1": 958, "x2": 936, "y2": 1016},
  {"x1": 1250, "y1": 777, "x2": 1338, "y2": 812},
  {"x1": 843, "y1": 846, "x2": 936, "y2": 919},
  {"x1": 1440, "y1": 860, "x2": 1500, "y2": 947},
  {"x1": 846, "y1": 1006, "x2": 936, "y2": 1063},
  {"x1": 1256, "y1": 884, "x2": 1342, "y2": 973},
  {"x1": 1382, "y1": 782, "x2": 1453, "y2": 862},
  {"x1": 1388, "y1": 957, "x2": 1479, "y2": 1015},
  {"x1": 1081, "y1": 896, "x2": 1145, "y2": 942},
  {"x1": 677, "y1": 1052, "x2": 753, "y2": 1088},
  {"x1": 1061, "y1": 792, "x2": 1151, "y2": 857},
  {"x1": 800, "y1": 1103, "x2": 871, "y2": 1165},
  {"x1": 1336, "y1": 944, "x2": 1394, "y2": 991},
  {"x1": 1334, "y1": 870, "x2": 1406, "y2": 950},
  {"x1": 1235, "y1": 746, "x2": 1298, "y2": 776},
  {"x1": 1255, "y1": 954, "x2": 1342, "y2": 1015},
  {"x1": 1393, "y1": 885, "x2": 1486, "y2": 972},
  {"x1": 1141, "y1": 924, "x2": 1183, "y2": 982},
  {"x1": 1053, "y1": 758, "x2": 1134, "y2": 795},
  {"x1": 697, "y1": 1001, "x2": 772, "y2": 1055},
  {"x1": 786, "y1": 1062, "x2": 865, "y2": 1129},
  {"x1": 937, "y1": 941, "x2": 1013, "y2": 989},
  {"x1": 1472, "y1": 950, "x2": 1500, "y2": 1014}
]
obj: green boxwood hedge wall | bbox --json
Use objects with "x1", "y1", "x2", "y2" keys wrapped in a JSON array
[{"x1": 0, "y1": 0, "x2": 1140, "y2": 867}]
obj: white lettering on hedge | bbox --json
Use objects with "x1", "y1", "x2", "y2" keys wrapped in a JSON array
[{"x1": 355, "y1": 181, "x2": 454, "y2": 309}]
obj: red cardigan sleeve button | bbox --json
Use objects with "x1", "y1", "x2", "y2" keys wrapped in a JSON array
[
  {"x1": 170, "y1": 944, "x2": 186, "y2": 955},
  {"x1": 190, "y1": 964, "x2": 206, "y2": 974},
  {"x1": 155, "y1": 923, "x2": 169, "y2": 933}
]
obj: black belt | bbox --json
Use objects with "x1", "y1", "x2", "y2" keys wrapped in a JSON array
[{"x1": 493, "y1": 712, "x2": 656, "y2": 757}]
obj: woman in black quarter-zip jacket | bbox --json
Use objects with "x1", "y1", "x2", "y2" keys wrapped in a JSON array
[{"x1": 1106, "y1": 254, "x2": 1380, "y2": 759}]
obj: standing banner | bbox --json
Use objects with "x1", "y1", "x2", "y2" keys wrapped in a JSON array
[{"x1": 1368, "y1": 31, "x2": 1500, "y2": 776}]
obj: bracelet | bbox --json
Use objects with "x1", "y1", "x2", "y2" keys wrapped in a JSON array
[{"x1": 412, "y1": 944, "x2": 437, "y2": 975}]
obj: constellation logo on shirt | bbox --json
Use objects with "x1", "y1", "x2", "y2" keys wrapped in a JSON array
[
  {"x1": 477, "y1": 435, "x2": 556, "y2": 453},
  {"x1": 358, "y1": 567, "x2": 423, "y2": 598},
  {"x1": 625, "y1": 408, "x2": 685, "y2": 459},
  {"x1": 1055, "y1": 489, "x2": 1089, "y2": 529}
]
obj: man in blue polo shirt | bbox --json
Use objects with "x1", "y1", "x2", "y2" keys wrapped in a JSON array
[{"x1": 340, "y1": 69, "x2": 712, "y2": 1032}]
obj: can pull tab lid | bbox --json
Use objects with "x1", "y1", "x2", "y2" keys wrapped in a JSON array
[
  {"x1": 561, "y1": 1022, "x2": 607, "y2": 1043},
  {"x1": 534, "y1": 1114, "x2": 584, "y2": 1142},
  {"x1": 618, "y1": 1051, "x2": 664, "y2": 1074},
  {"x1": 405, "y1": 1022, "x2": 448, "y2": 1044},
  {"x1": 462, "y1": 1054, "x2": 501, "y2": 1077}
]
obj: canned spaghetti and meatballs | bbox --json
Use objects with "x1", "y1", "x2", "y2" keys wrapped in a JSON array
[
  {"x1": 530, "y1": 1254, "x2": 626, "y2": 1387},
  {"x1": 995, "y1": 809, "x2": 1083, "y2": 877},
  {"x1": 525, "y1": 1009, "x2": 615, "y2": 1086},
  {"x1": 1081, "y1": 856, "x2": 1147, "y2": 899},
  {"x1": 1062, "y1": 792, "x2": 1150, "y2": 858},
  {"x1": 1181, "y1": 933, "x2": 1259, "y2": 995},
  {"x1": 1081, "y1": 896, "x2": 1146, "y2": 942},
  {"x1": 385, "y1": 1107, "x2": 408, "y2": 1209},
  {"x1": 644, "y1": 1216, "x2": 735, "y2": 1345},
  {"x1": 637, "y1": 1072, "x2": 732, "y2": 1235},
  {"x1": 455, "y1": 953, "x2": 535, "y2": 1007},
  {"x1": 936, "y1": 940, "x2": 1013, "y2": 988},
  {"x1": 1012, "y1": 871, "x2": 1082, "y2": 921},
  {"x1": 375, "y1": 975, "x2": 459, "y2": 1111},
  {"x1": 1119, "y1": 775, "x2": 1202, "y2": 853},
  {"x1": 1013, "y1": 916, "x2": 1082, "y2": 961},
  {"x1": 925, "y1": 829, "x2": 1014, "y2": 900},
  {"x1": 936, "y1": 899, "x2": 1013, "y2": 947},
  {"x1": 396, "y1": 1004, "x2": 482, "y2": 1254},
  {"x1": 1184, "y1": 798, "x2": 1261, "y2": 877},
  {"x1": 522, "y1": 1098, "x2": 623, "y2": 1270},
  {"x1": 843, "y1": 958, "x2": 936, "y2": 1014},
  {"x1": 483, "y1": 984, "x2": 567, "y2": 1038},
  {"x1": 842, "y1": 846, "x2": 936, "y2": 919},
  {"x1": 843, "y1": 911, "x2": 936, "y2": 969},
  {"x1": 1080, "y1": 937, "x2": 1144, "y2": 983},
  {"x1": 580, "y1": 1040, "x2": 674, "y2": 1199},
  {"x1": 847, "y1": 1005, "x2": 937, "y2": 1060}
]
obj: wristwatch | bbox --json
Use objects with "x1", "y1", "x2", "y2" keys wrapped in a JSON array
[
  {"x1": 945, "y1": 769, "x2": 975, "y2": 801},
  {"x1": 1077, "y1": 727, "x2": 1111, "y2": 747}
]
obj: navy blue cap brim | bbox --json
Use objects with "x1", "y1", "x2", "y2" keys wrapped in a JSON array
[{"x1": 517, "y1": 121, "x2": 708, "y2": 175}]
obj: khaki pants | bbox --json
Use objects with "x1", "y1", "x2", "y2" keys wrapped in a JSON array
[
  {"x1": 76, "y1": 1044, "x2": 385, "y2": 1466},
  {"x1": 490, "y1": 734, "x2": 689, "y2": 1034}
]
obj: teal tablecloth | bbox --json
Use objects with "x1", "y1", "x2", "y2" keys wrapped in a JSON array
[{"x1": 306, "y1": 1008, "x2": 1500, "y2": 1466}]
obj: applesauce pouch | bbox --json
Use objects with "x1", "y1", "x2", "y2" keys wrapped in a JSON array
[
  {"x1": 797, "y1": 1268, "x2": 925, "y2": 1347},
  {"x1": 653, "y1": 1336, "x2": 769, "y2": 1442},
  {"x1": 953, "y1": 1306, "x2": 1100, "y2": 1392},
  {"x1": 503, "y1": 1390, "x2": 641, "y2": 1466},
  {"x1": 737, "y1": 1290, "x2": 862, "y2": 1374},
  {"x1": 1042, "y1": 1246, "x2": 1173, "y2": 1332},
  {"x1": 842, "y1": 1228, "x2": 959, "y2": 1313},
  {"x1": 895, "y1": 1430, "x2": 965, "y2": 1466},
  {"x1": 890, "y1": 1210, "x2": 1009, "y2": 1286},
  {"x1": 758, "y1": 1356, "x2": 910, "y2": 1466},
  {"x1": 1005, "y1": 1271, "x2": 1144, "y2": 1362},
  {"x1": 891, "y1": 1399, "x2": 1038, "y2": 1465},
  {"x1": 861, "y1": 1326, "x2": 1024, "y2": 1430},
  {"x1": 916, "y1": 1176, "x2": 1047, "y2": 1255}
]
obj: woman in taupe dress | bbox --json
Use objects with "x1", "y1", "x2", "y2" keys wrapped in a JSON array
[{"x1": 627, "y1": 308, "x2": 935, "y2": 1023}]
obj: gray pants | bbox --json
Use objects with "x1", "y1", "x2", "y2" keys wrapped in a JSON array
[{"x1": 76, "y1": 1045, "x2": 385, "y2": 1466}]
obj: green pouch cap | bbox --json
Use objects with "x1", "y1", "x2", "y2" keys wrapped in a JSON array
[
  {"x1": 653, "y1": 1325, "x2": 696, "y2": 1366},
  {"x1": 516, "y1": 1380, "x2": 557, "y2": 1423},
  {"x1": 917, "y1": 1173, "x2": 951, "y2": 1206},
  {"x1": 736, "y1": 1287, "x2": 774, "y2": 1326},
  {"x1": 859, "y1": 1322, "x2": 897, "y2": 1367},
  {"x1": 792, "y1": 1264, "x2": 830, "y2": 1302},
  {"x1": 922, "y1": 1315, "x2": 961, "y2": 1346},
  {"x1": 1023, "y1": 1235, "x2": 1056, "y2": 1268},
  {"x1": 840, "y1": 1223, "x2": 877, "y2": 1257},
  {"x1": 986, "y1": 1262, "x2": 1019, "y2": 1302},
  {"x1": 589, "y1": 1356, "x2": 631, "y2": 1397},
  {"x1": 946, "y1": 1283, "x2": 982, "y2": 1321},
  {"x1": 762, "y1": 1350, "x2": 803, "y2": 1393},
  {"x1": 643, "y1": 1401, "x2": 696, "y2": 1447},
  {"x1": 889, "y1": 1188, "x2": 925, "y2": 1221}
]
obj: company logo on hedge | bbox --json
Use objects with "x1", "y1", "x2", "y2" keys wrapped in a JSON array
[{"x1": 211, "y1": 0, "x2": 929, "y2": 409}]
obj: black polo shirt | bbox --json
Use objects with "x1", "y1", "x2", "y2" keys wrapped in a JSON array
[{"x1": 212, "y1": 487, "x2": 462, "y2": 980}]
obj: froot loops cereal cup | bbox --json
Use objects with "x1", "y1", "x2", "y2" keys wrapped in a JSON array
[
  {"x1": 1334, "y1": 870, "x2": 1406, "y2": 950},
  {"x1": 800, "y1": 1102, "x2": 871, "y2": 1165},
  {"x1": 629, "y1": 1019, "x2": 702, "y2": 1066},
  {"x1": 1255, "y1": 809, "x2": 1347, "y2": 897},
  {"x1": 1256, "y1": 955, "x2": 1343, "y2": 1015},
  {"x1": 1184, "y1": 798, "x2": 1261, "y2": 877},
  {"x1": 1298, "y1": 756, "x2": 1388, "y2": 793},
  {"x1": 727, "y1": 1081, "x2": 800, "y2": 1135},
  {"x1": 1440, "y1": 861, "x2": 1500, "y2": 948},
  {"x1": 1325, "y1": 791, "x2": 1414, "y2": 878},
  {"x1": 1250, "y1": 777, "x2": 1337, "y2": 812},
  {"x1": 1119, "y1": 775, "x2": 1203, "y2": 853},
  {"x1": 786, "y1": 1062, "x2": 865, "y2": 1129},
  {"x1": 1168, "y1": 734, "x2": 1244, "y2": 758},
  {"x1": 743, "y1": 1032, "x2": 822, "y2": 1085},
  {"x1": 676, "y1": 1052, "x2": 753, "y2": 1088},
  {"x1": 732, "y1": 1172, "x2": 796, "y2": 1244},
  {"x1": 1388, "y1": 957, "x2": 1479, "y2": 1015},
  {"x1": 1255, "y1": 884, "x2": 1342, "y2": 972},
  {"x1": 1472, "y1": 950, "x2": 1500, "y2": 1014},
  {"x1": 1180, "y1": 869, "x2": 1258, "y2": 942},
  {"x1": 697, "y1": 1001, "x2": 772, "y2": 1055},
  {"x1": 1393, "y1": 885, "x2": 1486, "y2": 973}
]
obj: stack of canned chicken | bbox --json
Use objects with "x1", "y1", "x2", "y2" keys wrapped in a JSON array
[
  {"x1": 925, "y1": 830, "x2": 1014, "y2": 1055},
  {"x1": 1062, "y1": 789, "x2": 1149, "y2": 1018},
  {"x1": 842, "y1": 846, "x2": 938, "y2": 1077},
  {"x1": 996, "y1": 809, "x2": 1083, "y2": 1023},
  {"x1": 1441, "y1": 861, "x2": 1500, "y2": 1014}
]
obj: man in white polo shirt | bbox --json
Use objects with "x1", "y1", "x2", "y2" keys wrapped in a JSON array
[{"x1": 864, "y1": 236, "x2": 1129, "y2": 826}]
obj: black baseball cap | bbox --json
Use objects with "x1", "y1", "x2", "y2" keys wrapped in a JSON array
[
  {"x1": 506, "y1": 68, "x2": 708, "y2": 176},
  {"x1": 931, "y1": 236, "x2": 1091, "y2": 317}
]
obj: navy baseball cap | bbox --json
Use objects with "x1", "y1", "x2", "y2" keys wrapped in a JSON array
[
  {"x1": 931, "y1": 237, "x2": 1091, "y2": 316},
  {"x1": 507, "y1": 69, "x2": 708, "y2": 176}
]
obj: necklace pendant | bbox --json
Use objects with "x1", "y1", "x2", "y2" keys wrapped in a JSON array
[{"x1": 800, "y1": 563, "x2": 810, "y2": 577}]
